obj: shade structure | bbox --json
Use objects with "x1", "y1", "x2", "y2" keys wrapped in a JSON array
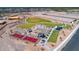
[
  {"x1": 12, "y1": 33, "x2": 38, "y2": 43},
  {"x1": 23, "y1": 36, "x2": 38, "y2": 43},
  {"x1": 12, "y1": 33, "x2": 24, "y2": 39}
]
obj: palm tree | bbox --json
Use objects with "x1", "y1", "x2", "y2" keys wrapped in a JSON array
[
  {"x1": 62, "y1": 30, "x2": 66, "y2": 36},
  {"x1": 51, "y1": 44, "x2": 54, "y2": 47},
  {"x1": 34, "y1": 43, "x2": 37, "y2": 46},
  {"x1": 60, "y1": 36, "x2": 63, "y2": 41},
  {"x1": 25, "y1": 42, "x2": 28, "y2": 44},
  {"x1": 41, "y1": 48, "x2": 45, "y2": 51}
]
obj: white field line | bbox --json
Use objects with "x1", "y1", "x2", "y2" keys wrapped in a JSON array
[{"x1": 53, "y1": 25, "x2": 79, "y2": 51}]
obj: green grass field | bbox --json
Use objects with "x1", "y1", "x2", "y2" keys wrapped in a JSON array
[
  {"x1": 17, "y1": 23, "x2": 36, "y2": 29},
  {"x1": 48, "y1": 30, "x2": 59, "y2": 43},
  {"x1": 26, "y1": 17, "x2": 51, "y2": 23},
  {"x1": 18, "y1": 17, "x2": 72, "y2": 29},
  {"x1": 64, "y1": 24, "x2": 72, "y2": 29},
  {"x1": 57, "y1": 23, "x2": 72, "y2": 29},
  {"x1": 17, "y1": 17, "x2": 58, "y2": 29}
]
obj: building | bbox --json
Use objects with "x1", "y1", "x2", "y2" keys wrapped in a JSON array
[{"x1": 8, "y1": 16, "x2": 21, "y2": 20}]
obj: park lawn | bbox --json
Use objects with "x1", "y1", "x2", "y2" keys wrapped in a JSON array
[
  {"x1": 17, "y1": 16, "x2": 72, "y2": 30},
  {"x1": 26, "y1": 17, "x2": 72, "y2": 29},
  {"x1": 57, "y1": 23, "x2": 65, "y2": 27},
  {"x1": 17, "y1": 17, "x2": 58, "y2": 29},
  {"x1": 38, "y1": 22, "x2": 57, "y2": 27},
  {"x1": 26, "y1": 17, "x2": 51, "y2": 23},
  {"x1": 17, "y1": 23, "x2": 36, "y2": 29},
  {"x1": 64, "y1": 24, "x2": 72, "y2": 29},
  {"x1": 17, "y1": 21, "x2": 58, "y2": 29},
  {"x1": 17, "y1": 22, "x2": 56, "y2": 29},
  {"x1": 48, "y1": 30, "x2": 59, "y2": 43},
  {"x1": 57, "y1": 23, "x2": 72, "y2": 29}
]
